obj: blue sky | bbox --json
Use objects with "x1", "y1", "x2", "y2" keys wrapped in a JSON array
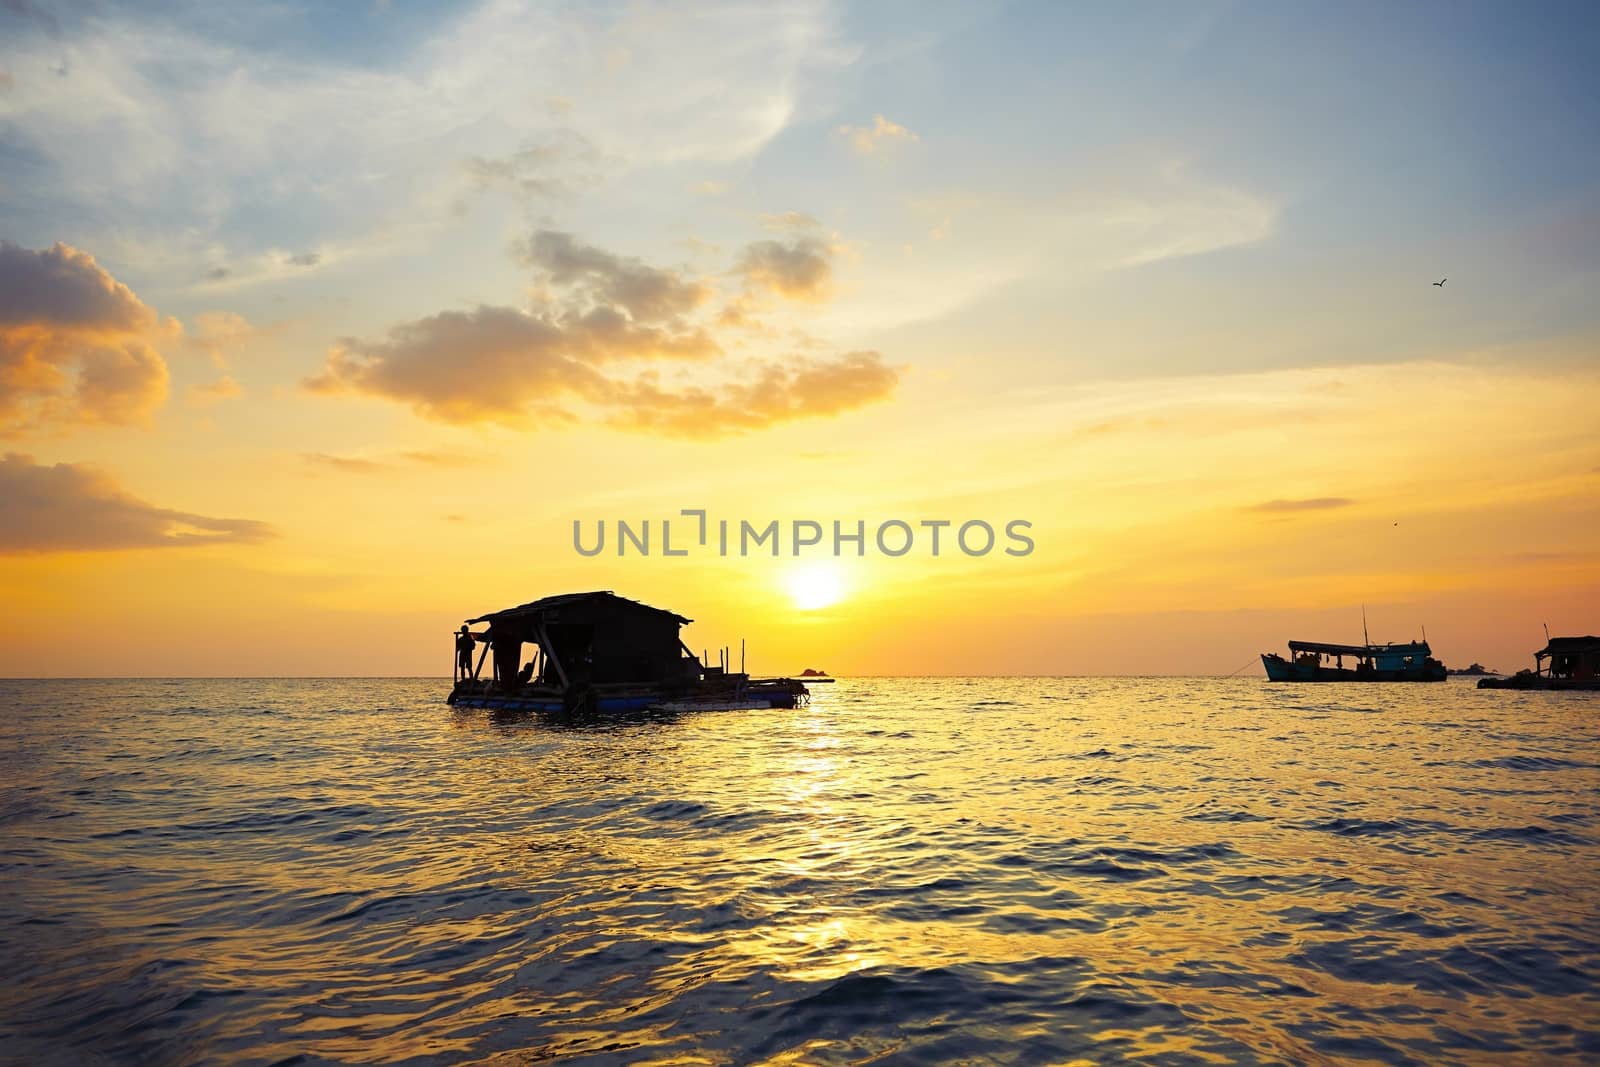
[{"x1": 4, "y1": 2, "x2": 1596, "y2": 361}]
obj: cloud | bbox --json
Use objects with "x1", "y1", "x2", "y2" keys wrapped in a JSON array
[
  {"x1": 602, "y1": 351, "x2": 902, "y2": 438},
  {"x1": 308, "y1": 229, "x2": 900, "y2": 434},
  {"x1": 517, "y1": 230, "x2": 711, "y2": 323},
  {"x1": 462, "y1": 132, "x2": 604, "y2": 201},
  {"x1": 0, "y1": 1, "x2": 848, "y2": 281},
  {"x1": 0, "y1": 241, "x2": 173, "y2": 433},
  {"x1": 1061, "y1": 159, "x2": 1277, "y2": 269},
  {"x1": 284, "y1": 252, "x2": 321, "y2": 268},
  {"x1": 301, "y1": 449, "x2": 475, "y2": 474},
  {"x1": 399, "y1": 450, "x2": 474, "y2": 468},
  {"x1": 303, "y1": 452, "x2": 390, "y2": 474},
  {"x1": 1246, "y1": 497, "x2": 1355, "y2": 513},
  {"x1": 0, "y1": 452, "x2": 273, "y2": 553},
  {"x1": 735, "y1": 236, "x2": 833, "y2": 301},
  {"x1": 185, "y1": 375, "x2": 241, "y2": 407},
  {"x1": 1, "y1": 0, "x2": 59, "y2": 37},
  {"x1": 839, "y1": 115, "x2": 919, "y2": 155},
  {"x1": 306, "y1": 302, "x2": 718, "y2": 426},
  {"x1": 184, "y1": 310, "x2": 258, "y2": 370},
  {"x1": 761, "y1": 211, "x2": 821, "y2": 231}
]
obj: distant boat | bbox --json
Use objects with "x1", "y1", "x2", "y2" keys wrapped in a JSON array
[
  {"x1": 1262, "y1": 639, "x2": 1447, "y2": 682},
  {"x1": 1478, "y1": 635, "x2": 1600, "y2": 691},
  {"x1": 447, "y1": 590, "x2": 811, "y2": 712}
]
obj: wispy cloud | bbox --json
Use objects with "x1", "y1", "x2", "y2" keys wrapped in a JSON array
[
  {"x1": 302, "y1": 452, "x2": 390, "y2": 474},
  {"x1": 839, "y1": 114, "x2": 920, "y2": 155},
  {"x1": 0, "y1": 1, "x2": 848, "y2": 278},
  {"x1": 0, "y1": 452, "x2": 272, "y2": 552},
  {"x1": 461, "y1": 130, "x2": 605, "y2": 202},
  {"x1": 1246, "y1": 497, "x2": 1355, "y2": 513},
  {"x1": 184, "y1": 310, "x2": 257, "y2": 369},
  {"x1": 185, "y1": 375, "x2": 242, "y2": 407},
  {"x1": 301, "y1": 449, "x2": 475, "y2": 473}
]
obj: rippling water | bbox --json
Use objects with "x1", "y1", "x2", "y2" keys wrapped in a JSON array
[{"x1": 2, "y1": 677, "x2": 1597, "y2": 1065}]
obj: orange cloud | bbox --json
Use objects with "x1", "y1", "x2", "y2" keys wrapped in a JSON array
[
  {"x1": 0, "y1": 452, "x2": 273, "y2": 553},
  {"x1": 1246, "y1": 497, "x2": 1356, "y2": 514},
  {"x1": 305, "y1": 304, "x2": 718, "y2": 426},
  {"x1": 300, "y1": 449, "x2": 476, "y2": 473},
  {"x1": 307, "y1": 229, "x2": 901, "y2": 434},
  {"x1": 601, "y1": 351, "x2": 903, "y2": 438},
  {"x1": 0, "y1": 241, "x2": 173, "y2": 433}
]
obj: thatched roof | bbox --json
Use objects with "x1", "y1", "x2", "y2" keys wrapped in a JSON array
[
  {"x1": 466, "y1": 590, "x2": 691, "y2": 627},
  {"x1": 1539, "y1": 636, "x2": 1600, "y2": 656}
]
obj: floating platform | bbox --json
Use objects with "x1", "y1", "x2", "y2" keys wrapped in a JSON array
[
  {"x1": 446, "y1": 590, "x2": 811, "y2": 713},
  {"x1": 1477, "y1": 635, "x2": 1599, "y2": 691}
]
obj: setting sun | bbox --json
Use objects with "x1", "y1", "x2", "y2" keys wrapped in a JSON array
[{"x1": 785, "y1": 561, "x2": 847, "y2": 612}]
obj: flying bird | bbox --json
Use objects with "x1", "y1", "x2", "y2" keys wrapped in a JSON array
[{"x1": 1433, "y1": 278, "x2": 1447, "y2": 287}]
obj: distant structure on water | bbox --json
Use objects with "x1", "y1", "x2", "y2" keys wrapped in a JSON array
[
  {"x1": 447, "y1": 590, "x2": 814, "y2": 713},
  {"x1": 1478, "y1": 635, "x2": 1600, "y2": 691},
  {"x1": 1447, "y1": 662, "x2": 1499, "y2": 676}
]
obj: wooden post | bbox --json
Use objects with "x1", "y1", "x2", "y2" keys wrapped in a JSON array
[{"x1": 537, "y1": 620, "x2": 570, "y2": 688}]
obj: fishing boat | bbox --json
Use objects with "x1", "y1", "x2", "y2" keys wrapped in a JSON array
[
  {"x1": 1477, "y1": 635, "x2": 1600, "y2": 690},
  {"x1": 1261, "y1": 639, "x2": 1447, "y2": 682},
  {"x1": 446, "y1": 590, "x2": 811, "y2": 712}
]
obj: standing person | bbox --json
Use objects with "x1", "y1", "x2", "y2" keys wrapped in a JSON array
[{"x1": 456, "y1": 625, "x2": 476, "y2": 683}]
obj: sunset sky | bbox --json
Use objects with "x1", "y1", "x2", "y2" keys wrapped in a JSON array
[{"x1": 2, "y1": 0, "x2": 1596, "y2": 677}]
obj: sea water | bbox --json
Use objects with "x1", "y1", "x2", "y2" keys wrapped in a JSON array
[{"x1": 1, "y1": 677, "x2": 1596, "y2": 1065}]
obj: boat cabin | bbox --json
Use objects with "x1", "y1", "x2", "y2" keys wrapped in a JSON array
[{"x1": 1287, "y1": 639, "x2": 1431, "y2": 671}]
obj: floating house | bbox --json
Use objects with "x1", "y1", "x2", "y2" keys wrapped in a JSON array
[
  {"x1": 1478, "y1": 635, "x2": 1600, "y2": 690},
  {"x1": 1261, "y1": 639, "x2": 1447, "y2": 682},
  {"x1": 447, "y1": 590, "x2": 810, "y2": 712}
]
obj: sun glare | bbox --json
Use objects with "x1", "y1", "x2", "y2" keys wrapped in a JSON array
[{"x1": 785, "y1": 561, "x2": 847, "y2": 611}]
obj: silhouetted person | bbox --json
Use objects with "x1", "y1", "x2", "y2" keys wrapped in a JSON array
[
  {"x1": 516, "y1": 662, "x2": 534, "y2": 687},
  {"x1": 456, "y1": 625, "x2": 475, "y2": 683}
]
